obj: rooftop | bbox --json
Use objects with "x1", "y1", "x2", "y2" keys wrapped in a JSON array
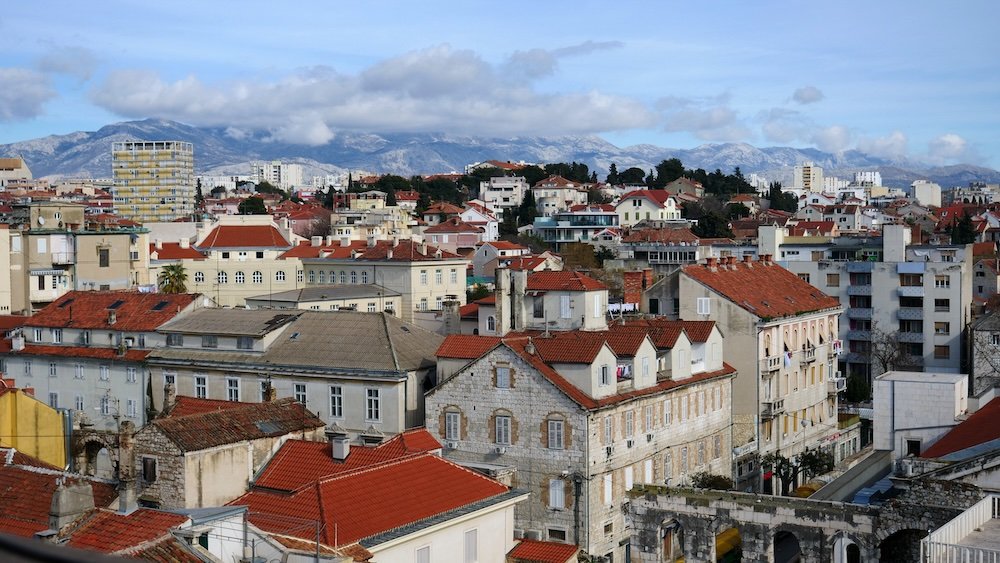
[
  {"x1": 508, "y1": 539, "x2": 580, "y2": 563},
  {"x1": 246, "y1": 284, "x2": 400, "y2": 303},
  {"x1": 526, "y1": 270, "x2": 606, "y2": 291},
  {"x1": 26, "y1": 291, "x2": 199, "y2": 332},
  {"x1": 65, "y1": 509, "x2": 189, "y2": 554},
  {"x1": 921, "y1": 397, "x2": 1000, "y2": 459},
  {"x1": 197, "y1": 224, "x2": 291, "y2": 249}
]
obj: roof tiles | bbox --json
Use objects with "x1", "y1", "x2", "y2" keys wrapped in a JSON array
[
  {"x1": 526, "y1": 271, "x2": 605, "y2": 291},
  {"x1": 508, "y1": 539, "x2": 580, "y2": 563},
  {"x1": 198, "y1": 225, "x2": 291, "y2": 249},
  {"x1": 921, "y1": 398, "x2": 1000, "y2": 459},
  {"x1": 27, "y1": 291, "x2": 197, "y2": 331},
  {"x1": 66, "y1": 509, "x2": 188, "y2": 554}
]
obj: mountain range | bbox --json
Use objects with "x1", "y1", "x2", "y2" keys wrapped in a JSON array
[{"x1": 2, "y1": 119, "x2": 998, "y2": 189}]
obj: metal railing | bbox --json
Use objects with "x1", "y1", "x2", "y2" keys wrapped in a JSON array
[{"x1": 921, "y1": 495, "x2": 1000, "y2": 562}]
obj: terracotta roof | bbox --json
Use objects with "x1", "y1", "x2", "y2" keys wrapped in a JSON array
[
  {"x1": 532, "y1": 175, "x2": 577, "y2": 188},
  {"x1": 15, "y1": 344, "x2": 150, "y2": 362},
  {"x1": 527, "y1": 270, "x2": 605, "y2": 291},
  {"x1": 395, "y1": 190, "x2": 420, "y2": 201},
  {"x1": 529, "y1": 333, "x2": 609, "y2": 364},
  {"x1": 198, "y1": 224, "x2": 291, "y2": 249},
  {"x1": 0, "y1": 315, "x2": 27, "y2": 332},
  {"x1": 423, "y1": 202, "x2": 464, "y2": 216},
  {"x1": 622, "y1": 228, "x2": 699, "y2": 244},
  {"x1": 568, "y1": 203, "x2": 615, "y2": 212},
  {"x1": 682, "y1": 259, "x2": 841, "y2": 320},
  {"x1": 459, "y1": 303, "x2": 479, "y2": 319},
  {"x1": 973, "y1": 241, "x2": 996, "y2": 257},
  {"x1": 486, "y1": 159, "x2": 527, "y2": 170},
  {"x1": 922, "y1": 398, "x2": 1000, "y2": 459},
  {"x1": 508, "y1": 256, "x2": 551, "y2": 271},
  {"x1": 475, "y1": 295, "x2": 497, "y2": 305},
  {"x1": 617, "y1": 189, "x2": 675, "y2": 208},
  {"x1": 125, "y1": 535, "x2": 204, "y2": 562},
  {"x1": 164, "y1": 396, "x2": 250, "y2": 418},
  {"x1": 232, "y1": 453, "x2": 509, "y2": 548},
  {"x1": 253, "y1": 428, "x2": 442, "y2": 492},
  {"x1": 65, "y1": 509, "x2": 188, "y2": 554},
  {"x1": 436, "y1": 335, "x2": 502, "y2": 359},
  {"x1": 349, "y1": 239, "x2": 463, "y2": 261},
  {"x1": 508, "y1": 539, "x2": 580, "y2": 563},
  {"x1": 27, "y1": 291, "x2": 198, "y2": 331},
  {"x1": 151, "y1": 397, "x2": 325, "y2": 452},
  {"x1": 424, "y1": 216, "x2": 484, "y2": 234},
  {"x1": 484, "y1": 240, "x2": 528, "y2": 251},
  {"x1": 622, "y1": 319, "x2": 716, "y2": 346},
  {"x1": 149, "y1": 242, "x2": 205, "y2": 260}
]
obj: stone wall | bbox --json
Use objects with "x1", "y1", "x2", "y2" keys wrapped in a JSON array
[{"x1": 134, "y1": 426, "x2": 185, "y2": 509}]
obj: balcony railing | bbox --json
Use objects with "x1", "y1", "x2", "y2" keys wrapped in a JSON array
[
  {"x1": 847, "y1": 308, "x2": 873, "y2": 320},
  {"x1": 846, "y1": 330, "x2": 871, "y2": 340},
  {"x1": 828, "y1": 377, "x2": 847, "y2": 395},
  {"x1": 897, "y1": 331, "x2": 925, "y2": 343},
  {"x1": 760, "y1": 355, "x2": 782, "y2": 373},
  {"x1": 846, "y1": 285, "x2": 872, "y2": 296},
  {"x1": 921, "y1": 495, "x2": 1000, "y2": 562},
  {"x1": 898, "y1": 307, "x2": 924, "y2": 320},
  {"x1": 898, "y1": 286, "x2": 925, "y2": 298},
  {"x1": 762, "y1": 399, "x2": 785, "y2": 419},
  {"x1": 801, "y1": 346, "x2": 817, "y2": 363},
  {"x1": 733, "y1": 440, "x2": 758, "y2": 458},
  {"x1": 50, "y1": 252, "x2": 75, "y2": 264}
]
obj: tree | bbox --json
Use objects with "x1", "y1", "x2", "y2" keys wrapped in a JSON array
[
  {"x1": 238, "y1": 196, "x2": 268, "y2": 215},
  {"x1": 619, "y1": 167, "x2": 646, "y2": 185},
  {"x1": 561, "y1": 242, "x2": 598, "y2": 270},
  {"x1": 467, "y1": 284, "x2": 491, "y2": 302},
  {"x1": 595, "y1": 246, "x2": 616, "y2": 268},
  {"x1": 517, "y1": 190, "x2": 538, "y2": 227},
  {"x1": 692, "y1": 212, "x2": 734, "y2": 238},
  {"x1": 725, "y1": 203, "x2": 751, "y2": 219},
  {"x1": 762, "y1": 448, "x2": 833, "y2": 496},
  {"x1": 194, "y1": 178, "x2": 204, "y2": 207},
  {"x1": 416, "y1": 192, "x2": 432, "y2": 214},
  {"x1": 518, "y1": 165, "x2": 547, "y2": 186},
  {"x1": 322, "y1": 185, "x2": 336, "y2": 209},
  {"x1": 869, "y1": 320, "x2": 921, "y2": 376},
  {"x1": 951, "y1": 212, "x2": 977, "y2": 244},
  {"x1": 255, "y1": 180, "x2": 288, "y2": 200},
  {"x1": 157, "y1": 264, "x2": 188, "y2": 294},
  {"x1": 690, "y1": 472, "x2": 733, "y2": 490},
  {"x1": 653, "y1": 158, "x2": 685, "y2": 188},
  {"x1": 587, "y1": 185, "x2": 611, "y2": 204},
  {"x1": 606, "y1": 163, "x2": 620, "y2": 185},
  {"x1": 768, "y1": 181, "x2": 798, "y2": 213}
]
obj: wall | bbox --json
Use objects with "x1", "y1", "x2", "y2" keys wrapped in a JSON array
[
  {"x1": 185, "y1": 442, "x2": 252, "y2": 508},
  {"x1": 134, "y1": 426, "x2": 186, "y2": 508},
  {"x1": 0, "y1": 387, "x2": 66, "y2": 467},
  {"x1": 873, "y1": 372, "x2": 967, "y2": 459}
]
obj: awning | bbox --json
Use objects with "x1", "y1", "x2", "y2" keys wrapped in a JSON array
[{"x1": 29, "y1": 269, "x2": 66, "y2": 276}]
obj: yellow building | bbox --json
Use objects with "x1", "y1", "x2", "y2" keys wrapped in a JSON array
[
  {"x1": 0, "y1": 379, "x2": 67, "y2": 468},
  {"x1": 112, "y1": 140, "x2": 195, "y2": 222}
]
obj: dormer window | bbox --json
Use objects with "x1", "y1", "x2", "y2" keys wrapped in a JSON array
[
  {"x1": 237, "y1": 336, "x2": 253, "y2": 350},
  {"x1": 201, "y1": 335, "x2": 218, "y2": 348},
  {"x1": 166, "y1": 333, "x2": 184, "y2": 347}
]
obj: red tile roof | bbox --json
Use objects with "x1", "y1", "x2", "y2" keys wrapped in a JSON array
[
  {"x1": 625, "y1": 319, "x2": 717, "y2": 343},
  {"x1": 527, "y1": 271, "x2": 605, "y2": 291},
  {"x1": 485, "y1": 240, "x2": 528, "y2": 251},
  {"x1": 622, "y1": 227, "x2": 699, "y2": 244},
  {"x1": 568, "y1": 203, "x2": 616, "y2": 212},
  {"x1": 423, "y1": 202, "x2": 464, "y2": 216},
  {"x1": 151, "y1": 398, "x2": 325, "y2": 452},
  {"x1": 198, "y1": 225, "x2": 291, "y2": 249},
  {"x1": 125, "y1": 535, "x2": 204, "y2": 562},
  {"x1": 459, "y1": 302, "x2": 479, "y2": 319},
  {"x1": 486, "y1": 159, "x2": 527, "y2": 171},
  {"x1": 508, "y1": 539, "x2": 580, "y2": 563},
  {"x1": 618, "y1": 189, "x2": 675, "y2": 208},
  {"x1": 682, "y1": 259, "x2": 841, "y2": 320},
  {"x1": 508, "y1": 256, "x2": 551, "y2": 271},
  {"x1": 164, "y1": 396, "x2": 250, "y2": 418},
  {"x1": 532, "y1": 175, "x2": 578, "y2": 188},
  {"x1": 149, "y1": 242, "x2": 205, "y2": 260},
  {"x1": 65, "y1": 509, "x2": 188, "y2": 553},
  {"x1": 348, "y1": 239, "x2": 463, "y2": 261},
  {"x1": 253, "y1": 428, "x2": 441, "y2": 491},
  {"x1": 436, "y1": 335, "x2": 502, "y2": 359},
  {"x1": 15, "y1": 344, "x2": 150, "y2": 362},
  {"x1": 27, "y1": 291, "x2": 198, "y2": 331},
  {"x1": 233, "y1": 453, "x2": 509, "y2": 548},
  {"x1": 424, "y1": 217, "x2": 484, "y2": 234},
  {"x1": 922, "y1": 398, "x2": 1000, "y2": 458}
]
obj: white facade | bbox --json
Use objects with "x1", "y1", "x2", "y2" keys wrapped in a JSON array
[
  {"x1": 480, "y1": 177, "x2": 528, "y2": 211},
  {"x1": 873, "y1": 370, "x2": 968, "y2": 460},
  {"x1": 912, "y1": 180, "x2": 943, "y2": 208},
  {"x1": 794, "y1": 162, "x2": 824, "y2": 193},
  {"x1": 251, "y1": 161, "x2": 304, "y2": 191}
]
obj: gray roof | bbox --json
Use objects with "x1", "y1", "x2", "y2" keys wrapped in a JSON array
[
  {"x1": 246, "y1": 284, "x2": 400, "y2": 304},
  {"x1": 157, "y1": 309, "x2": 301, "y2": 336},
  {"x1": 972, "y1": 310, "x2": 1000, "y2": 331},
  {"x1": 150, "y1": 309, "x2": 442, "y2": 374}
]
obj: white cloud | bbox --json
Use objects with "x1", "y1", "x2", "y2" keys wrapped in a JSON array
[
  {"x1": 759, "y1": 107, "x2": 810, "y2": 143},
  {"x1": 857, "y1": 131, "x2": 908, "y2": 160},
  {"x1": 659, "y1": 93, "x2": 750, "y2": 141},
  {"x1": 927, "y1": 133, "x2": 976, "y2": 164},
  {"x1": 0, "y1": 68, "x2": 56, "y2": 121},
  {"x1": 35, "y1": 46, "x2": 98, "y2": 81},
  {"x1": 810, "y1": 125, "x2": 851, "y2": 153},
  {"x1": 792, "y1": 86, "x2": 824, "y2": 104},
  {"x1": 89, "y1": 44, "x2": 655, "y2": 144}
]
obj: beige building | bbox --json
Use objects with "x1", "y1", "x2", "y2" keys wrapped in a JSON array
[
  {"x1": 0, "y1": 156, "x2": 32, "y2": 188},
  {"x1": 112, "y1": 140, "x2": 195, "y2": 222}
]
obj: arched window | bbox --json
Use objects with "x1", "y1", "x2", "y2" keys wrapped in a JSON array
[
  {"x1": 487, "y1": 316, "x2": 496, "y2": 332},
  {"x1": 252, "y1": 271, "x2": 263, "y2": 284},
  {"x1": 234, "y1": 271, "x2": 245, "y2": 284},
  {"x1": 351, "y1": 271, "x2": 357, "y2": 284},
  {"x1": 194, "y1": 271, "x2": 204, "y2": 283},
  {"x1": 275, "y1": 271, "x2": 285, "y2": 282},
  {"x1": 318, "y1": 271, "x2": 326, "y2": 284}
]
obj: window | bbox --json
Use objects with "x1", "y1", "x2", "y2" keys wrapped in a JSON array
[
  {"x1": 549, "y1": 478, "x2": 565, "y2": 509},
  {"x1": 420, "y1": 270, "x2": 428, "y2": 285},
  {"x1": 934, "y1": 345, "x2": 950, "y2": 359},
  {"x1": 495, "y1": 366, "x2": 511, "y2": 388},
  {"x1": 495, "y1": 415, "x2": 511, "y2": 445},
  {"x1": 934, "y1": 322, "x2": 950, "y2": 335},
  {"x1": 217, "y1": 271, "x2": 228, "y2": 284},
  {"x1": 435, "y1": 296, "x2": 443, "y2": 310},
  {"x1": 644, "y1": 405, "x2": 653, "y2": 433},
  {"x1": 49, "y1": 362, "x2": 58, "y2": 377},
  {"x1": 367, "y1": 302, "x2": 376, "y2": 312},
  {"x1": 221, "y1": 252, "x2": 230, "y2": 259},
  {"x1": 318, "y1": 271, "x2": 326, "y2": 284},
  {"x1": 252, "y1": 271, "x2": 263, "y2": 284},
  {"x1": 713, "y1": 435, "x2": 722, "y2": 458},
  {"x1": 446, "y1": 411, "x2": 461, "y2": 441},
  {"x1": 308, "y1": 270, "x2": 316, "y2": 283},
  {"x1": 798, "y1": 273, "x2": 811, "y2": 283},
  {"x1": 625, "y1": 466, "x2": 634, "y2": 490},
  {"x1": 201, "y1": 335, "x2": 218, "y2": 348},
  {"x1": 339, "y1": 271, "x2": 347, "y2": 284},
  {"x1": 604, "y1": 416, "x2": 612, "y2": 444},
  {"x1": 697, "y1": 441, "x2": 705, "y2": 465},
  {"x1": 600, "y1": 364, "x2": 610, "y2": 386},
  {"x1": 235, "y1": 271, "x2": 245, "y2": 284},
  {"x1": 275, "y1": 270, "x2": 285, "y2": 282},
  {"x1": 680, "y1": 447, "x2": 689, "y2": 473},
  {"x1": 98, "y1": 248, "x2": 110, "y2": 268},
  {"x1": 435, "y1": 269, "x2": 443, "y2": 284},
  {"x1": 48, "y1": 392, "x2": 58, "y2": 408},
  {"x1": 625, "y1": 411, "x2": 634, "y2": 439},
  {"x1": 256, "y1": 251, "x2": 264, "y2": 259},
  {"x1": 935, "y1": 275, "x2": 950, "y2": 288},
  {"x1": 142, "y1": 457, "x2": 157, "y2": 483},
  {"x1": 167, "y1": 333, "x2": 183, "y2": 346},
  {"x1": 75, "y1": 395, "x2": 84, "y2": 411},
  {"x1": 992, "y1": 333, "x2": 1000, "y2": 346},
  {"x1": 935, "y1": 298, "x2": 950, "y2": 312},
  {"x1": 664, "y1": 400, "x2": 672, "y2": 425},
  {"x1": 419, "y1": 298, "x2": 428, "y2": 311},
  {"x1": 416, "y1": 546, "x2": 430, "y2": 563},
  {"x1": 560, "y1": 295, "x2": 571, "y2": 318},
  {"x1": 697, "y1": 297, "x2": 710, "y2": 315},
  {"x1": 464, "y1": 529, "x2": 478, "y2": 563},
  {"x1": 594, "y1": 294, "x2": 603, "y2": 318},
  {"x1": 826, "y1": 273, "x2": 840, "y2": 287},
  {"x1": 195, "y1": 376, "x2": 207, "y2": 399},
  {"x1": 365, "y1": 388, "x2": 381, "y2": 421},
  {"x1": 237, "y1": 336, "x2": 253, "y2": 350},
  {"x1": 33, "y1": 328, "x2": 42, "y2": 342},
  {"x1": 450, "y1": 269, "x2": 458, "y2": 284},
  {"x1": 100, "y1": 395, "x2": 111, "y2": 415},
  {"x1": 226, "y1": 378, "x2": 240, "y2": 401},
  {"x1": 900, "y1": 273, "x2": 922, "y2": 287},
  {"x1": 548, "y1": 419, "x2": 565, "y2": 449},
  {"x1": 194, "y1": 271, "x2": 204, "y2": 283},
  {"x1": 24, "y1": 360, "x2": 32, "y2": 377},
  {"x1": 906, "y1": 439, "x2": 921, "y2": 457},
  {"x1": 164, "y1": 372, "x2": 176, "y2": 387},
  {"x1": 294, "y1": 383, "x2": 307, "y2": 404},
  {"x1": 533, "y1": 298, "x2": 544, "y2": 318},
  {"x1": 603, "y1": 474, "x2": 613, "y2": 505},
  {"x1": 126, "y1": 367, "x2": 137, "y2": 383},
  {"x1": 51, "y1": 328, "x2": 63, "y2": 344},
  {"x1": 126, "y1": 399, "x2": 137, "y2": 418},
  {"x1": 297, "y1": 270, "x2": 304, "y2": 283}
]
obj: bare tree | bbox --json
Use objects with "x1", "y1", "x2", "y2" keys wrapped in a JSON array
[{"x1": 867, "y1": 320, "x2": 921, "y2": 375}]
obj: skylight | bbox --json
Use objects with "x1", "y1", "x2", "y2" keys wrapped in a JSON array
[{"x1": 107, "y1": 300, "x2": 125, "y2": 310}]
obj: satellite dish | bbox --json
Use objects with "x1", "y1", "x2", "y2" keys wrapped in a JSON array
[{"x1": 37, "y1": 216, "x2": 45, "y2": 226}]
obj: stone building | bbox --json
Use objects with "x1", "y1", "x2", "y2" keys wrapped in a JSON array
[
  {"x1": 427, "y1": 319, "x2": 736, "y2": 562},
  {"x1": 134, "y1": 394, "x2": 325, "y2": 509}
]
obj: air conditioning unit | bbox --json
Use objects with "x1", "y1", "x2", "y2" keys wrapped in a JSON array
[
  {"x1": 494, "y1": 446, "x2": 507, "y2": 455},
  {"x1": 646, "y1": 433, "x2": 654, "y2": 443},
  {"x1": 445, "y1": 440, "x2": 458, "y2": 450},
  {"x1": 626, "y1": 439, "x2": 635, "y2": 449},
  {"x1": 524, "y1": 530, "x2": 542, "y2": 541}
]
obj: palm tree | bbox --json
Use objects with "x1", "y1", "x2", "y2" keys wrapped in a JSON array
[{"x1": 158, "y1": 264, "x2": 188, "y2": 294}]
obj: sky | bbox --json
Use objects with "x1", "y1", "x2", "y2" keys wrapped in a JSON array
[{"x1": 1, "y1": 1, "x2": 998, "y2": 166}]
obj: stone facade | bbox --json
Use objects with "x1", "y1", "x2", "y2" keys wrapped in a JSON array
[
  {"x1": 426, "y1": 343, "x2": 734, "y2": 562},
  {"x1": 134, "y1": 425, "x2": 186, "y2": 509}
]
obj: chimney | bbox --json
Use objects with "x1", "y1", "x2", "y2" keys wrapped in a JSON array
[
  {"x1": 311, "y1": 236, "x2": 322, "y2": 247},
  {"x1": 367, "y1": 235, "x2": 377, "y2": 248},
  {"x1": 525, "y1": 337, "x2": 536, "y2": 355},
  {"x1": 263, "y1": 380, "x2": 277, "y2": 402},
  {"x1": 442, "y1": 297, "x2": 461, "y2": 335},
  {"x1": 179, "y1": 238, "x2": 190, "y2": 249},
  {"x1": 642, "y1": 268, "x2": 654, "y2": 289},
  {"x1": 163, "y1": 382, "x2": 177, "y2": 412},
  {"x1": 340, "y1": 236, "x2": 350, "y2": 247},
  {"x1": 154, "y1": 239, "x2": 163, "y2": 250},
  {"x1": 420, "y1": 241, "x2": 428, "y2": 255},
  {"x1": 48, "y1": 480, "x2": 94, "y2": 532},
  {"x1": 392, "y1": 235, "x2": 399, "y2": 247},
  {"x1": 386, "y1": 248, "x2": 393, "y2": 260},
  {"x1": 330, "y1": 434, "x2": 350, "y2": 461},
  {"x1": 511, "y1": 269, "x2": 528, "y2": 331},
  {"x1": 116, "y1": 420, "x2": 138, "y2": 515},
  {"x1": 705, "y1": 257, "x2": 718, "y2": 271},
  {"x1": 495, "y1": 268, "x2": 511, "y2": 336},
  {"x1": 325, "y1": 235, "x2": 334, "y2": 246},
  {"x1": 108, "y1": 311, "x2": 117, "y2": 325},
  {"x1": 742, "y1": 254, "x2": 754, "y2": 268}
]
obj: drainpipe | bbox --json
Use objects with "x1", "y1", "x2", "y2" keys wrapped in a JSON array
[{"x1": 573, "y1": 473, "x2": 583, "y2": 545}]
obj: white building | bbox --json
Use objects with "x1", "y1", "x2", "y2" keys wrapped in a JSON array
[
  {"x1": 481, "y1": 176, "x2": 529, "y2": 212},
  {"x1": 794, "y1": 162, "x2": 824, "y2": 193},
  {"x1": 251, "y1": 160, "x2": 304, "y2": 191},
  {"x1": 912, "y1": 180, "x2": 943, "y2": 208},
  {"x1": 873, "y1": 370, "x2": 968, "y2": 461}
]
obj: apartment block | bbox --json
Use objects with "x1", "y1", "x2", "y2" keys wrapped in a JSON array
[{"x1": 112, "y1": 140, "x2": 195, "y2": 222}]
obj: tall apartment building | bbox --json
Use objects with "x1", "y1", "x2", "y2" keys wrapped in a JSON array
[
  {"x1": 761, "y1": 224, "x2": 973, "y2": 385},
  {"x1": 112, "y1": 141, "x2": 194, "y2": 222},
  {"x1": 794, "y1": 162, "x2": 824, "y2": 193},
  {"x1": 250, "y1": 160, "x2": 303, "y2": 191}
]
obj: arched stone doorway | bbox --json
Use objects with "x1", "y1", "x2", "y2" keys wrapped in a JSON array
[
  {"x1": 833, "y1": 534, "x2": 863, "y2": 563},
  {"x1": 879, "y1": 528, "x2": 928, "y2": 563},
  {"x1": 72, "y1": 431, "x2": 120, "y2": 479},
  {"x1": 774, "y1": 530, "x2": 802, "y2": 563}
]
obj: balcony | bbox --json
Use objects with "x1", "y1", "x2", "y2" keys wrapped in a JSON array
[
  {"x1": 760, "y1": 355, "x2": 782, "y2": 374},
  {"x1": 847, "y1": 261, "x2": 874, "y2": 273},
  {"x1": 897, "y1": 307, "x2": 924, "y2": 320},
  {"x1": 897, "y1": 331, "x2": 925, "y2": 343},
  {"x1": 846, "y1": 284, "x2": 872, "y2": 296},
  {"x1": 801, "y1": 346, "x2": 817, "y2": 363},
  {"x1": 761, "y1": 399, "x2": 785, "y2": 419},
  {"x1": 51, "y1": 252, "x2": 75, "y2": 265},
  {"x1": 921, "y1": 495, "x2": 1000, "y2": 563},
  {"x1": 847, "y1": 308, "x2": 873, "y2": 320},
  {"x1": 827, "y1": 377, "x2": 847, "y2": 395},
  {"x1": 898, "y1": 286, "x2": 925, "y2": 298},
  {"x1": 846, "y1": 330, "x2": 871, "y2": 340},
  {"x1": 733, "y1": 440, "x2": 758, "y2": 459}
]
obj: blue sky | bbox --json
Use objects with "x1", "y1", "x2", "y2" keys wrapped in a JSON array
[{"x1": 1, "y1": 1, "x2": 997, "y2": 166}]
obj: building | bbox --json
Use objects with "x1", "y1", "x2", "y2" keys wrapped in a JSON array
[
  {"x1": 615, "y1": 190, "x2": 682, "y2": 228},
  {"x1": 969, "y1": 311, "x2": 1000, "y2": 399},
  {"x1": 1, "y1": 291, "x2": 204, "y2": 432},
  {"x1": 531, "y1": 176, "x2": 588, "y2": 216},
  {"x1": 250, "y1": 160, "x2": 303, "y2": 192},
  {"x1": 912, "y1": 180, "x2": 943, "y2": 208},
  {"x1": 873, "y1": 370, "x2": 968, "y2": 461},
  {"x1": 481, "y1": 176, "x2": 529, "y2": 211},
  {"x1": 147, "y1": 309, "x2": 442, "y2": 438},
  {"x1": 244, "y1": 284, "x2": 402, "y2": 313},
  {"x1": 794, "y1": 162, "x2": 824, "y2": 193},
  {"x1": 231, "y1": 428, "x2": 527, "y2": 562},
  {"x1": 424, "y1": 216, "x2": 487, "y2": 253},
  {"x1": 473, "y1": 270, "x2": 609, "y2": 337},
  {"x1": 533, "y1": 204, "x2": 619, "y2": 250},
  {"x1": 0, "y1": 157, "x2": 32, "y2": 188},
  {"x1": 134, "y1": 394, "x2": 325, "y2": 509},
  {"x1": 111, "y1": 141, "x2": 195, "y2": 222},
  {"x1": 0, "y1": 378, "x2": 66, "y2": 468}
]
